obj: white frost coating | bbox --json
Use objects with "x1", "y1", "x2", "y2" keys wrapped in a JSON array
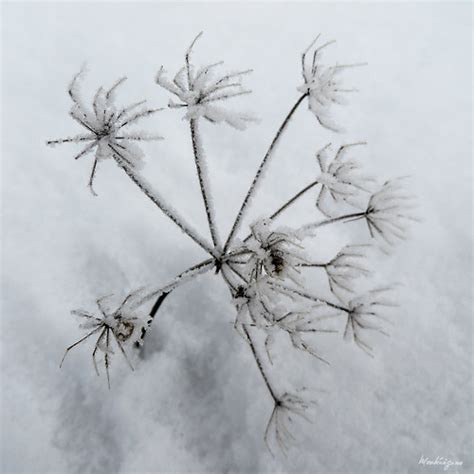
[
  {"x1": 344, "y1": 287, "x2": 397, "y2": 356},
  {"x1": 298, "y1": 35, "x2": 365, "y2": 132},
  {"x1": 364, "y1": 177, "x2": 418, "y2": 246},
  {"x1": 130, "y1": 259, "x2": 215, "y2": 310},
  {"x1": 156, "y1": 33, "x2": 256, "y2": 130},
  {"x1": 264, "y1": 391, "x2": 317, "y2": 455},
  {"x1": 315, "y1": 142, "x2": 375, "y2": 217},
  {"x1": 323, "y1": 244, "x2": 372, "y2": 299},
  {"x1": 47, "y1": 71, "x2": 163, "y2": 195},
  {"x1": 190, "y1": 119, "x2": 221, "y2": 249},
  {"x1": 61, "y1": 295, "x2": 147, "y2": 388},
  {"x1": 244, "y1": 218, "x2": 309, "y2": 286}
]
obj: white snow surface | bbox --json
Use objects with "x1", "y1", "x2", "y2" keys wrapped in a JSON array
[{"x1": 1, "y1": 2, "x2": 472, "y2": 473}]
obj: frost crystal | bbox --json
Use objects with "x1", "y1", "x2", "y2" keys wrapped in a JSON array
[{"x1": 156, "y1": 32, "x2": 256, "y2": 130}]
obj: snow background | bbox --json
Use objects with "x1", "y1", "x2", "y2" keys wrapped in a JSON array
[{"x1": 1, "y1": 2, "x2": 472, "y2": 473}]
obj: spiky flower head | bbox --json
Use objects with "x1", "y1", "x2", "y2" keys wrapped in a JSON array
[
  {"x1": 344, "y1": 287, "x2": 395, "y2": 356},
  {"x1": 60, "y1": 293, "x2": 146, "y2": 388},
  {"x1": 244, "y1": 219, "x2": 308, "y2": 285},
  {"x1": 47, "y1": 70, "x2": 162, "y2": 195},
  {"x1": 156, "y1": 32, "x2": 256, "y2": 130},
  {"x1": 297, "y1": 35, "x2": 364, "y2": 132},
  {"x1": 315, "y1": 142, "x2": 375, "y2": 217},
  {"x1": 265, "y1": 391, "x2": 316, "y2": 455},
  {"x1": 363, "y1": 177, "x2": 417, "y2": 246},
  {"x1": 324, "y1": 244, "x2": 372, "y2": 298}
]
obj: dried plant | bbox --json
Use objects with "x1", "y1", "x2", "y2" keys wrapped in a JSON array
[{"x1": 47, "y1": 33, "x2": 416, "y2": 455}]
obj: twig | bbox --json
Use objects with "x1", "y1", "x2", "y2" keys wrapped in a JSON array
[
  {"x1": 109, "y1": 144, "x2": 218, "y2": 257},
  {"x1": 303, "y1": 211, "x2": 366, "y2": 232},
  {"x1": 223, "y1": 93, "x2": 308, "y2": 253},
  {"x1": 242, "y1": 179, "x2": 321, "y2": 243},
  {"x1": 242, "y1": 325, "x2": 278, "y2": 403},
  {"x1": 189, "y1": 119, "x2": 221, "y2": 249}
]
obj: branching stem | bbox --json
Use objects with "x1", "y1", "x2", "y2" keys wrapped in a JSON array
[
  {"x1": 109, "y1": 144, "x2": 218, "y2": 257},
  {"x1": 242, "y1": 179, "x2": 321, "y2": 243}
]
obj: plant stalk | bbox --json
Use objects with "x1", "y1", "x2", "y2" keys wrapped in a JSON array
[
  {"x1": 109, "y1": 143, "x2": 217, "y2": 257},
  {"x1": 223, "y1": 93, "x2": 308, "y2": 253},
  {"x1": 189, "y1": 119, "x2": 221, "y2": 250}
]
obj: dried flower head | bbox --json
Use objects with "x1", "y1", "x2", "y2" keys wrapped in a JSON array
[
  {"x1": 344, "y1": 287, "x2": 396, "y2": 356},
  {"x1": 264, "y1": 307, "x2": 336, "y2": 364},
  {"x1": 156, "y1": 32, "x2": 256, "y2": 130},
  {"x1": 47, "y1": 70, "x2": 163, "y2": 194},
  {"x1": 297, "y1": 35, "x2": 364, "y2": 132},
  {"x1": 363, "y1": 177, "x2": 417, "y2": 246},
  {"x1": 244, "y1": 219, "x2": 308, "y2": 285},
  {"x1": 323, "y1": 244, "x2": 372, "y2": 298},
  {"x1": 60, "y1": 293, "x2": 145, "y2": 388},
  {"x1": 265, "y1": 391, "x2": 316, "y2": 455},
  {"x1": 315, "y1": 142, "x2": 375, "y2": 217}
]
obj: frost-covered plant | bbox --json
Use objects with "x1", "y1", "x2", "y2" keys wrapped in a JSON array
[{"x1": 48, "y1": 33, "x2": 416, "y2": 455}]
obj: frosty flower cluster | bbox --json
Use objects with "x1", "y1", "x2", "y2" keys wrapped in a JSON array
[{"x1": 48, "y1": 33, "x2": 416, "y2": 454}]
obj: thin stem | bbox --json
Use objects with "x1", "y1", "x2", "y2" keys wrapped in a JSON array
[
  {"x1": 269, "y1": 282, "x2": 349, "y2": 313},
  {"x1": 269, "y1": 179, "x2": 320, "y2": 221},
  {"x1": 135, "y1": 292, "x2": 170, "y2": 347},
  {"x1": 189, "y1": 119, "x2": 221, "y2": 249},
  {"x1": 223, "y1": 93, "x2": 308, "y2": 253},
  {"x1": 133, "y1": 258, "x2": 215, "y2": 346},
  {"x1": 242, "y1": 325, "x2": 278, "y2": 403},
  {"x1": 303, "y1": 211, "x2": 366, "y2": 232},
  {"x1": 242, "y1": 179, "x2": 321, "y2": 243},
  {"x1": 108, "y1": 143, "x2": 217, "y2": 257}
]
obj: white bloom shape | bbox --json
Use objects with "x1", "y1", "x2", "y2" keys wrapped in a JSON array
[
  {"x1": 232, "y1": 276, "x2": 277, "y2": 332},
  {"x1": 156, "y1": 32, "x2": 256, "y2": 130},
  {"x1": 47, "y1": 70, "x2": 163, "y2": 195},
  {"x1": 60, "y1": 292, "x2": 146, "y2": 388},
  {"x1": 315, "y1": 142, "x2": 375, "y2": 217},
  {"x1": 344, "y1": 287, "x2": 396, "y2": 356},
  {"x1": 265, "y1": 391, "x2": 316, "y2": 455},
  {"x1": 245, "y1": 219, "x2": 309, "y2": 285},
  {"x1": 324, "y1": 244, "x2": 372, "y2": 298},
  {"x1": 297, "y1": 35, "x2": 365, "y2": 132},
  {"x1": 363, "y1": 177, "x2": 418, "y2": 246}
]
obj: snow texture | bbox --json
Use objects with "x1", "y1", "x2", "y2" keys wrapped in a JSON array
[{"x1": 1, "y1": 2, "x2": 472, "y2": 474}]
